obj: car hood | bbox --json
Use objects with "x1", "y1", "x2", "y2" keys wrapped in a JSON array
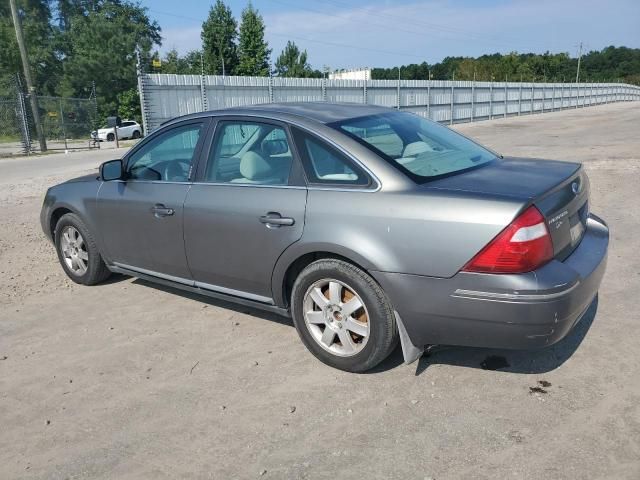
[
  {"x1": 423, "y1": 156, "x2": 581, "y2": 200},
  {"x1": 62, "y1": 172, "x2": 99, "y2": 184}
]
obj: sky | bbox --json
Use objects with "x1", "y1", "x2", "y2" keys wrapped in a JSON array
[{"x1": 139, "y1": 0, "x2": 640, "y2": 70}]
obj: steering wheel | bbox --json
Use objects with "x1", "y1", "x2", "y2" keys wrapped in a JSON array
[{"x1": 163, "y1": 159, "x2": 191, "y2": 181}]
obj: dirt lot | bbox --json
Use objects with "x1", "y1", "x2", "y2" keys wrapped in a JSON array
[{"x1": 1, "y1": 103, "x2": 639, "y2": 479}]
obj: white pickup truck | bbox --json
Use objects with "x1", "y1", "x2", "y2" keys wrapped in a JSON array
[{"x1": 92, "y1": 120, "x2": 142, "y2": 142}]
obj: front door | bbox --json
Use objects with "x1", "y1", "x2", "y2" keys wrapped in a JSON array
[
  {"x1": 183, "y1": 119, "x2": 307, "y2": 302},
  {"x1": 97, "y1": 120, "x2": 207, "y2": 280}
]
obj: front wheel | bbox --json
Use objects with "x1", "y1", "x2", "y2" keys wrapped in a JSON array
[
  {"x1": 54, "y1": 213, "x2": 112, "y2": 285},
  {"x1": 106, "y1": 133, "x2": 115, "y2": 142},
  {"x1": 291, "y1": 259, "x2": 398, "y2": 372}
]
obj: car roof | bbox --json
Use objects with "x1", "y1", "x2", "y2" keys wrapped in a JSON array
[{"x1": 166, "y1": 102, "x2": 393, "y2": 126}]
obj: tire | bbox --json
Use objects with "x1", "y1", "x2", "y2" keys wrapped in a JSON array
[
  {"x1": 291, "y1": 259, "x2": 398, "y2": 372},
  {"x1": 107, "y1": 133, "x2": 115, "y2": 142},
  {"x1": 54, "y1": 213, "x2": 111, "y2": 286},
  {"x1": 132, "y1": 130, "x2": 141, "y2": 139}
]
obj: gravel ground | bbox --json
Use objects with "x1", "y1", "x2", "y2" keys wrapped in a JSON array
[{"x1": 1, "y1": 102, "x2": 639, "y2": 479}]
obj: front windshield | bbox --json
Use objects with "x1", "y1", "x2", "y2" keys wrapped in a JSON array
[{"x1": 329, "y1": 111, "x2": 496, "y2": 182}]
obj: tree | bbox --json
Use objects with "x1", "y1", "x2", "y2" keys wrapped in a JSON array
[
  {"x1": 57, "y1": 1, "x2": 161, "y2": 119},
  {"x1": 0, "y1": 0, "x2": 59, "y2": 95},
  {"x1": 237, "y1": 2, "x2": 270, "y2": 76},
  {"x1": 182, "y1": 50, "x2": 205, "y2": 74},
  {"x1": 158, "y1": 48, "x2": 204, "y2": 75},
  {"x1": 201, "y1": 0, "x2": 238, "y2": 75},
  {"x1": 274, "y1": 41, "x2": 315, "y2": 78},
  {"x1": 117, "y1": 87, "x2": 141, "y2": 122}
]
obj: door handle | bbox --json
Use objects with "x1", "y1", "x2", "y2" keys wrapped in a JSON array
[
  {"x1": 259, "y1": 212, "x2": 295, "y2": 227},
  {"x1": 152, "y1": 204, "x2": 175, "y2": 218}
]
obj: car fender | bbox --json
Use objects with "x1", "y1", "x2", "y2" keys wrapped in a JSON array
[{"x1": 41, "y1": 180, "x2": 103, "y2": 249}]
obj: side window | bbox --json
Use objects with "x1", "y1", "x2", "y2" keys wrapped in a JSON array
[
  {"x1": 291, "y1": 128, "x2": 370, "y2": 186},
  {"x1": 127, "y1": 123, "x2": 202, "y2": 182},
  {"x1": 206, "y1": 121, "x2": 293, "y2": 185},
  {"x1": 121, "y1": 121, "x2": 134, "y2": 127}
]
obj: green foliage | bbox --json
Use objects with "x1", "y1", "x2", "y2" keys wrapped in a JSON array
[
  {"x1": 372, "y1": 48, "x2": 640, "y2": 84},
  {"x1": 237, "y1": 2, "x2": 270, "y2": 76},
  {"x1": 0, "y1": 0, "x2": 59, "y2": 95},
  {"x1": 153, "y1": 48, "x2": 204, "y2": 75},
  {"x1": 201, "y1": 0, "x2": 238, "y2": 75},
  {"x1": 57, "y1": 1, "x2": 160, "y2": 118},
  {"x1": 116, "y1": 87, "x2": 141, "y2": 123},
  {"x1": 274, "y1": 41, "x2": 320, "y2": 78},
  {"x1": 1, "y1": 1, "x2": 160, "y2": 119}
]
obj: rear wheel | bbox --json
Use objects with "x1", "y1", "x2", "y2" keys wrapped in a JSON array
[
  {"x1": 291, "y1": 259, "x2": 398, "y2": 372},
  {"x1": 54, "y1": 213, "x2": 111, "y2": 285},
  {"x1": 132, "y1": 130, "x2": 141, "y2": 139}
]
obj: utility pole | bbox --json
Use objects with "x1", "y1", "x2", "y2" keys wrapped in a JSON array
[
  {"x1": 9, "y1": 0, "x2": 46, "y2": 152},
  {"x1": 575, "y1": 41, "x2": 583, "y2": 83}
]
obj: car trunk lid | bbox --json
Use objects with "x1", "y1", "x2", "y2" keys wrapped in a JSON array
[{"x1": 424, "y1": 156, "x2": 589, "y2": 259}]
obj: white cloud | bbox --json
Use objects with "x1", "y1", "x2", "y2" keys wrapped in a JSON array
[{"x1": 156, "y1": 0, "x2": 640, "y2": 69}]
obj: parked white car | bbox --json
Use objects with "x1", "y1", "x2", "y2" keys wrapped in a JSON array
[{"x1": 92, "y1": 120, "x2": 142, "y2": 142}]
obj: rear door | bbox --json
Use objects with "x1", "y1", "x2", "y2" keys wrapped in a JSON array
[{"x1": 183, "y1": 117, "x2": 307, "y2": 302}]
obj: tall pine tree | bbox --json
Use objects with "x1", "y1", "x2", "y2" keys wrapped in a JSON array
[
  {"x1": 237, "y1": 2, "x2": 270, "y2": 76},
  {"x1": 201, "y1": 0, "x2": 238, "y2": 76},
  {"x1": 275, "y1": 41, "x2": 314, "y2": 78}
]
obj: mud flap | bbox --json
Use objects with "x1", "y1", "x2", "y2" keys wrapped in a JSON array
[{"x1": 394, "y1": 311, "x2": 424, "y2": 365}]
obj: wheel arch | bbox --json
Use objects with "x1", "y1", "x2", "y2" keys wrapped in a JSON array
[
  {"x1": 47, "y1": 199, "x2": 96, "y2": 244},
  {"x1": 272, "y1": 243, "x2": 377, "y2": 309},
  {"x1": 49, "y1": 206, "x2": 75, "y2": 238}
]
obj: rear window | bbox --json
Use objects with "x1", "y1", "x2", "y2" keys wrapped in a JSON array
[{"x1": 329, "y1": 112, "x2": 496, "y2": 183}]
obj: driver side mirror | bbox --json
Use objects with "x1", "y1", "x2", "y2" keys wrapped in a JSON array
[{"x1": 100, "y1": 159, "x2": 124, "y2": 181}]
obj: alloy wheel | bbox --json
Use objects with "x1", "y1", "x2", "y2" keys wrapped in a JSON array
[
  {"x1": 302, "y1": 279, "x2": 370, "y2": 357},
  {"x1": 60, "y1": 225, "x2": 88, "y2": 276}
]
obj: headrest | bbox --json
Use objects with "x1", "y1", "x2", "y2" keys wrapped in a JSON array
[
  {"x1": 262, "y1": 139, "x2": 289, "y2": 156},
  {"x1": 402, "y1": 141, "x2": 432, "y2": 158},
  {"x1": 240, "y1": 151, "x2": 272, "y2": 180}
]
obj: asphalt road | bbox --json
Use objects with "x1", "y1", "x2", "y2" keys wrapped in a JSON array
[{"x1": 1, "y1": 102, "x2": 639, "y2": 479}]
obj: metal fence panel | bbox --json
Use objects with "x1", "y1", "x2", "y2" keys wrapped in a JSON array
[{"x1": 139, "y1": 73, "x2": 640, "y2": 135}]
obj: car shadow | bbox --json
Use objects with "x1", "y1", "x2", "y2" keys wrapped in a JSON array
[
  {"x1": 132, "y1": 279, "x2": 294, "y2": 328},
  {"x1": 97, "y1": 273, "x2": 129, "y2": 285},
  {"x1": 411, "y1": 296, "x2": 599, "y2": 376},
  {"x1": 126, "y1": 277, "x2": 597, "y2": 376}
]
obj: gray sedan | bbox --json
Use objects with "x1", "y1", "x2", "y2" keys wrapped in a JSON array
[{"x1": 40, "y1": 103, "x2": 609, "y2": 372}]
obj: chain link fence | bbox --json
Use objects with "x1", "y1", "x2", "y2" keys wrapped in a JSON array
[
  {"x1": 0, "y1": 74, "x2": 31, "y2": 156},
  {"x1": 0, "y1": 73, "x2": 99, "y2": 157},
  {"x1": 37, "y1": 94, "x2": 99, "y2": 152}
]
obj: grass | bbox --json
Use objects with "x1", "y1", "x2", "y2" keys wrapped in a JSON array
[{"x1": 0, "y1": 134, "x2": 20, "y2": 143}]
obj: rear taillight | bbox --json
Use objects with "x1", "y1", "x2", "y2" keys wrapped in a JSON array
[{"x1": 462, "y1": 206, "x2": 553, "y2": 274}]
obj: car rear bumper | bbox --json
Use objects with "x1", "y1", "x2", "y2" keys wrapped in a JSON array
[{"x1": 372, "y1": 214, "x2": 609, "y2": 350}]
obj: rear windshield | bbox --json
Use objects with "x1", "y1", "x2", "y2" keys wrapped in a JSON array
[{"x1": 329, "y1": 111, "x2": 496, "y2": 183}]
